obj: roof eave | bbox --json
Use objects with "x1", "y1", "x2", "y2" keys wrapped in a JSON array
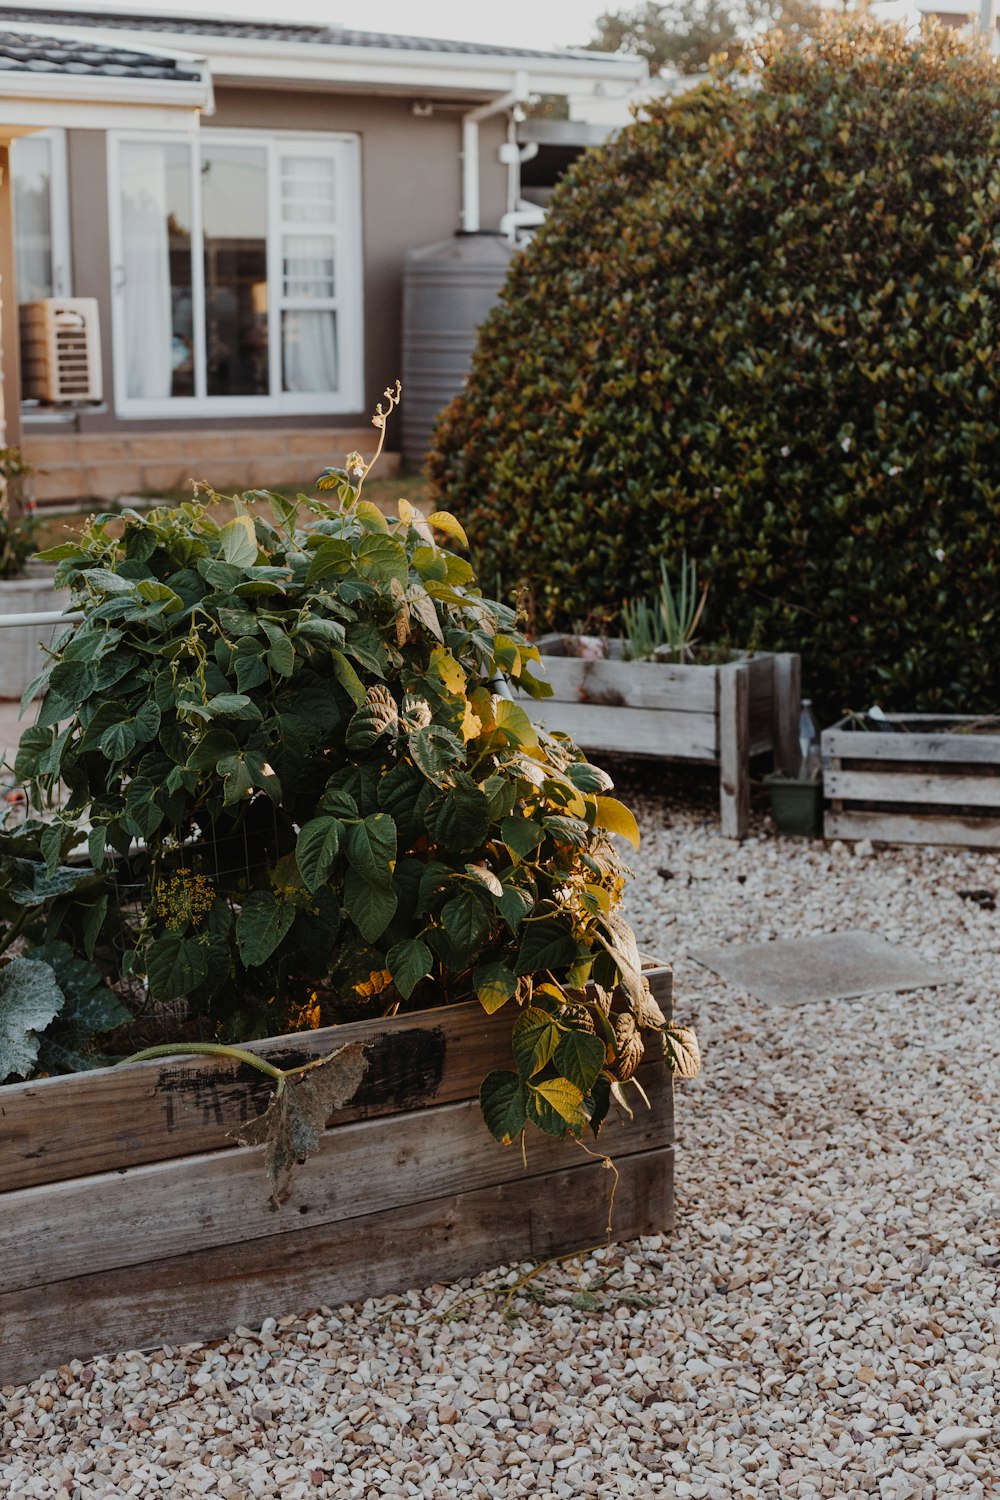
[{"x1": 1, "y1": 19, "x2": 650, "y2": 94}]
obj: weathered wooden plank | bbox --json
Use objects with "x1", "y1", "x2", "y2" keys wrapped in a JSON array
[
  {"x1": 822, "y1": 728, "x2": 1000, "y2": 766},
  {"x1": 773, "y1": 653, "x2": 802, "y2": 776},
  {"x1": 718, "y1": 662, "x2": 751, "y2": 840},
  {"x1": 746, "y1": 655, "x2": 775, "y2": 756},
  {"x1": 0, "y1": 971, "x2": 672, "y2": 1193},
  {"x1": 0, "y1": 1003, "x2": 504, "y2": 1193},
  {"x1": 0, "y1": 1146, "x2": 672, "y2": 1388},
  {"x1": 0, "y1": 1067, "x2": 672, "y2": 1295},
  {"x1": 536, "y1": 656, "x2": 719, "y2": 712},
  {"x1": 523, "y1": 700, "x2": 719, "y2": 760},
  {"x1": 824, "y1": 809, "x2": 1000, "y2": 849},
  {"x1": 824, "y1": 769, "x2": 1000, "y2": 808}
]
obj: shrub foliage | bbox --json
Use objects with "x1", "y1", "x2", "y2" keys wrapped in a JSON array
[{"x1": 430, "y1": 22, "x2": 1000, "y2": 716}]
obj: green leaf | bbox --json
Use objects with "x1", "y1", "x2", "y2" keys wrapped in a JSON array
[
  {"x1": 409, "y1": 724, "x2": 466, "y2": 783},
  {"x1": 133, "y1": 700, "x2": 162, "y2": 744},
  {"x1": 9, "y1": 860, "x2": 94, "y2": 906},
  {"x1": 88, "y1": 824, "x2": 108, "y2": 871},
  {"x1": 100, "y1": 720, "x2": 138, "y2": 761},
  {"x1": 473, "y1": 961, "x2": 517, "y2": 1014},
  {"x1": 217, "y1": 752, "x2": 255, "y2": 806},
  {"x1": 553, "y1": 1029, "x2": 606, "y2": 1093},
  {"x1": 497, "y1": 878, "x2": 535, "y2": 932},
  {"x1": 424, "y1": 784, "x2": 490, "y2": 852},
  {"x1": 527, "y1": 1077, "x2": 587, "y2": 1137},
  {"x1": 220, "y1": 515, "x2": 259, "y2": 568},
  {"x1": 145, "y1": 933, "x2": 210, "y2": 1001},
  {"x1": 346, "y1": 685, "x2": 399, "y2": 752},
  {"x1": 439, "y1": 889, "x2": 492, "y2": 964},
  {"x1": 501, "y1": 815, "x2": 544, "y2": 860},
  {"x1": 295, "y1": 816, "x2": 342, "y2": 893},
  {"x1": 512, "y1": 1006, "x2": 562, "y2": 1079},
  {"x1": 479, "y1": 1069, "x2": 527, "y2": 1145},
  {"x1": 236, "y1": 891, "x2": 296, "y2": 967},
  {"x1": 305, "y1": 536, "x2": 353, "y2": 585},
  {"x1": 566, "y1": 761, "x2": 614, "y2": 794},
  {"x1": 514, "y1": 917, "x2": 579, "y2": 976},
  {"x1": 0, "y1": 958, "x2": 65, "y2": 1083},
  {"x1": 386, "y1": 937, "x2": 433, "y2": 1000},
  {"x1": 329, "y1": 649, "x2": 367, "y2": 707},
  {"x1": 344, "y1": 814, "x2": 396, "y2": 888},
  {"x1": 28, "y1": 940, "x2": 129, "y2": 1040},
  {"x1": 356, "y1": 533, "x2": 409, "y2": 589},
  {"x1": 343, "y1": 867, "x2": 398, "y2": 941}
]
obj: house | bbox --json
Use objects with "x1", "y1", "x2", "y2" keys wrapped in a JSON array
[{"x1": 0, "y1": 5, "x2": 646, "y2": 501}]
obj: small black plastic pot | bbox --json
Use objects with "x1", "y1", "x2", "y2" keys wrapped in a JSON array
[{"x1": 764, "y1": 773, "x2": 823, "y2": 838}]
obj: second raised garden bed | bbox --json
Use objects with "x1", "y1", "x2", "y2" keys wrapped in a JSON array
[
  {"x1": 523, "y1": 641, "x2": 802, "y2": 839},
  {"x1": 823, "y1": 715, "x2": 1000, "y2": 848},
  {"x1": 0, "y1": 966, "x2": 673, "y2": 1388}
]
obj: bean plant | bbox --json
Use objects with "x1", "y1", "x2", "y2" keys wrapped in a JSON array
[{"x1": 0, "y1": 396, "x2": 698, "y2": 1178}]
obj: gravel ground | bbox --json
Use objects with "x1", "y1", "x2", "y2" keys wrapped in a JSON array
[{"x1": 3, "y1": 768, "x2": 999, "y2": 1499}]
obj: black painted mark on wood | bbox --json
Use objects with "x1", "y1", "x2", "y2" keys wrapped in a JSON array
[
  {"x1": 152, "y1": 1026, "x2": 447, "y2": 1131},
  {"x1": 155, "y1": 1066, "x2": 267, "y2": 1132}
]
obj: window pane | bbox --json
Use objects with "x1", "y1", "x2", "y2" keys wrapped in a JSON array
[
  {"x1": 283, "y1": 236, "x2": 336, "y2": 300},
  {"x1": 282, "y1": 310, "x2": 337, "y2": 393},
  {"x1": 12, "y1": 136, "x2": 54, "y2": 302},
  {"x1": 281, "y1": 155, "x2": 335, "y2": 223},
  {"x1": 120, "y1": 141, "x2": 193, "y2": 399},
  {"x1": 202, "y1": 144, "x2": 269, "y2": 397}
]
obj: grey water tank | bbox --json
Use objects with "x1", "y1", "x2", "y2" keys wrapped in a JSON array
[{"x1": 401, "y1": 233, "x2": 516, "y2": 469}]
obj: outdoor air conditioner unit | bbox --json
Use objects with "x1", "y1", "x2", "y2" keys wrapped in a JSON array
[{"x1": 19, "y1": 298, "x2": 103, "y2": 404}]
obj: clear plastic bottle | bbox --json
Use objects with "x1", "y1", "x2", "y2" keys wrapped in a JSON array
[{"x1": 798, "y1": 699, "x2": 821, "y2": 780}]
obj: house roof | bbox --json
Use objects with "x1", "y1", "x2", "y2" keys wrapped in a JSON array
[
  {"x1": 0, "y1": 7, "x2": 614, "y2": 62},
  {"x1": 0, "y1": 24, "x2": 203, "y2": 80}
]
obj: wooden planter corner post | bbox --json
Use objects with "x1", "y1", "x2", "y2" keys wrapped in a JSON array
[
  {"x1": 525, "y1": 647, "x2": 801, "y2": 840},
  {"x1": 0, "y1": 966, "x2": 674, "y2": 1388},
  {"x1": 823, "y1": 715, "x2": 1000, "y2": 848}
]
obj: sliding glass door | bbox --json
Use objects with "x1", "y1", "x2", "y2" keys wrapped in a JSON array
[{"x1": 109, "y1": 131, "x2": 362, "y2": 417}]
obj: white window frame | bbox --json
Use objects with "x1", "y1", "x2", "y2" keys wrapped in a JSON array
[
  {"x1": 107, "y1": 128, "x2": 364, "y2": 419},
  {"x1": 12, "y1": 127, "x2": 72, "y2": 301}
]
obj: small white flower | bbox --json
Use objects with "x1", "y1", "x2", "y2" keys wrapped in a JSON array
[
  {"x1": 841, "y1": 437, "x2": 852, "y2": 452},
  {"x1": 935, "y1": 548, "x2": 945, "y2": 562},
  {"x1": 780, "y1": 446, "x2": 790, "y2": 458},
  {"x1": 889, "y1": 465, "x2": 902, "y2": 476}
]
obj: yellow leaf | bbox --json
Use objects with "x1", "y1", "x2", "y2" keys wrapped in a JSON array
[
  {"x1": 584, "y1": 881, "x2": 612, "y2": 914},
  {"x1": 429, "y1": 646, "x2": 467, "y2": 695},
  {"x1": 425, "y1": 510, "x2": 469, "y2": 549},
  {"x1": 469, "y1": 686, "x2": 496, "y2": 733},
  {"x1": 460, "y1": 699, "x2": 482, "y2": 744},
  {"x1": 593, "y1": 796, "x2": 640, "y2": 848},
  {"x1": 494, "y1": 698, "x2": 538, "y2": 748},
  {"x1": 398, "y1": 497, "x2": 415, "y2": 524}
]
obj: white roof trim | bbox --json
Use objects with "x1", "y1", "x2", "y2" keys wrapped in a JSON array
[
  {"x1": 0, "y1": 97, "x2": 203, "y2": 133},
  {"x1": 0, "y1": 18, "x2": 649, "y2": 96}
]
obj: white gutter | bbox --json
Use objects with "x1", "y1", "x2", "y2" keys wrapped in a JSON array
[{"x1": 461, "y1": 69, "x2": 530, "y2": 234}]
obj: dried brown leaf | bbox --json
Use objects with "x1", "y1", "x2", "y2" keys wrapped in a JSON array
[{"x1": 230, "y1": 1041, "x2": 368, "y2": 1198}]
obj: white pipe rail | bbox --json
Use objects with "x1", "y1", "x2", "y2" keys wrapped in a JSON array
[{"x1": 0, "y1": 610, "x2": 83, "y2": 628}]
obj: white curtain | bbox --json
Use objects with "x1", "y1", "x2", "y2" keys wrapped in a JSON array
[
  {"x1": 283, "y1": 309, "x2": 338, "y2": 393},
  {"x1": 12, "y1": 136, "x2": 53, "y2": 302},
  {"x1": 120, "y1": 143, "x2": 172, "y2": 401}
]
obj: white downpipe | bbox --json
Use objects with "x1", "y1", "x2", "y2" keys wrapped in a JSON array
[
  {"x1": 461, "y1": 69, "x2": 530, "y2": 233},
  {"x1": 0, "y1": 610, "x2": 83, "y2": 628}
]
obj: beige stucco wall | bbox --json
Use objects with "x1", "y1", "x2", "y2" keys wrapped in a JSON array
[{"x1": 35, "y1": 88, "x2": 507, "y2": 441}]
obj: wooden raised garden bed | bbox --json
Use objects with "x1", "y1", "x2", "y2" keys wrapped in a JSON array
[
  {"x1": 0, "y1": 967, "x2": 673, "y2": 1388},
  {"x1": 823, "y1": 715, "x2": 1000, "y2": 848},
  {"x1": 523, "y1": 641, "x2": 801, "y2": 839}
]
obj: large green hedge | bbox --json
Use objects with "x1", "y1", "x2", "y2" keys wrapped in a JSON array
[{"x1": 429, "y1": 22, "x2": 1000, "y2": 717}]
